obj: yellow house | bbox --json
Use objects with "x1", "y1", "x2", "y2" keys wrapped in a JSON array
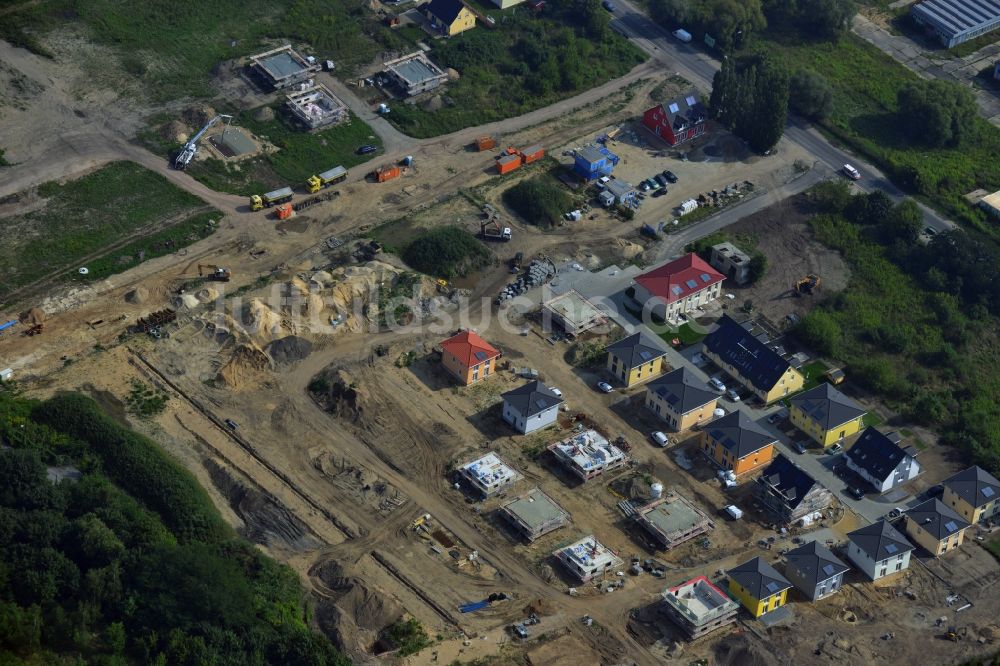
[
  {"x1": 727, "y1": 557, "x2": 792, "y2": 618},
  {"x1": 904, "y1": 499, "x2": 971, "y2": 557},
  {"x1": 645, "y1": 368, "x2": 718, "y2": 431},
  {"x1": 423, "y1": 0, "x2": 476, "y2": 36},
  {"x1": 702, "y1": 315, "x2": 804, "y2": 404},
  {"x1": 789, "y1": 382, "x2": 866, "y2": 448},
  {"x1": 605, "y1": 332, "x2": 667, "y2": 387},
  {"x1": 942, "y1": 465, "x2": 1000, "y2": 524}
]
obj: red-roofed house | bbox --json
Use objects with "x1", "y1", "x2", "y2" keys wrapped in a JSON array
[
  {"x1": 631, "y1": 254, "x2": 725, "y2": 322},
  {"x1": 439, "y1": 330, "x2": 501, "y2": 385}
]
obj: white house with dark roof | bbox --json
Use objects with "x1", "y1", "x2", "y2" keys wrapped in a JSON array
[
  {"x1": 846, "y1": 520, "x2": 915, "y2": 581},
  {"x1": 844, "y1": 427, "x2": 920, "y2": 493},
  {"x1": 501, "y1": 381, "x2": 563, "y2": 434},
  {"x1": 904, "y1": 498, "x2": 971, "y2": 557},
  {"x1": 784, "y1": 541, "x2": 850, "y2": 601},
  {"x1": 942, "y1": 465, "x2": 1000, "y2": 524}
]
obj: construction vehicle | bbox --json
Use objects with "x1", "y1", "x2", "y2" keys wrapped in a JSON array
[
  {"x1": 481, "y1": 218, "x2": 511, "y2": 241},
  {"x1": 198, "y1": 264, "x2": 232, "y2": 282},
  {"x1": 794, "y1": 274, "x2": 821, "y2": 296},
  {"x1": 275, "y1": 203, "x2": 294, "y2": 220},
  {"x1": 435, "y1": 278, "x2": 449, "y2": 294},
  {"x1": 250, "y1": 186, "x2": 294, "y2": 211},
  {"x1": 371, "y1": 165, "x2": 401, "y2": 182},
  {"x1": 23, "y1": 323, "x2": 43, "y2": 337},
  {"x1": 306, "y1": 165, "x2": 348, "y2": 193},
  {"x1": 941, "y1": 626, "x2": 966, "y2": 642},
  {"x1": 174, "y1": 114, "x2": 233, "y2": 169}
]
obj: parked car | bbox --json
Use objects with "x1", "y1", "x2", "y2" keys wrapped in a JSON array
[
  {"x1": 662, "y1": 170, "x2": 678, "y2": 183},
  {"x1": 726, "y1": 388, "x2": 740, "y2": 402},
  {"x1": 650, "y1": 431, "x2": 669, "y2": 447},
  {"x1": 596, "y1": 381, "x2": 614, "y2": 393},
  {"x1": 846, "y1": 485, "x2": 865, "y2": 500},
  {"x1": 672, "y1": 28, "x2": 693, "y2": 42},
  {"x1": 791, "y1": 441, "x2": 807, "y2": 454},
  {"x1": 511, "y1": 623, "x2": 529, "y2": 639},
  {"x1": 224, "y1": 418, "x2": 239, "y2": 430},
  {"x1": 708, "y1": 377, "x2": 726, "y2": 392},
  {"x1": 842, "y1": 164, "x2": 861, "y2": 180},
  {"x1": 767, "y1": 407, "x2": 788, "y2": 424},
  {"x1": 924, "y1": 226, "x2": 938, "y2": 237},
  {"x1": 602, "y1": 0, "x2": 615, "y2": 10},
  {"x1": 826, "y1": 442, "x2": 844, "y2": 455},
  {"x1": 356, "y1": 144, "x2": 378, "y2": 155},
  {"x1": 652, "y1": 188, "x2": 667, "y2": 198},
  {"x1": 654, "y1": 174, "x2": 669, "y2": 188},
  {"x1": 640, "y1": 181, "x2": 651, "y2": 192}
]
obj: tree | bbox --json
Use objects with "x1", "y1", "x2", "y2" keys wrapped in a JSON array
[
  {"x1": 845, "y1": 190, "x2": 893, "y2": 226},
  {"x1": 748, "y1": 253, "x2": 768, "y2": 283},
  {"x1": 711, "y1": 55, "x2": 789, "y2": 153},
  {"x1": 897, "y1": 80, "x2": 978, "y2": 148},
  {"x1": 789, "y1": 68, "x2": 833, "y2": 121},
  {"x1": 795, "y1": 310, "x2": 841, "y2": 356},
  {"x1": 879, "y1": 199, "x2": 922, "y2": 245},
  {"x1": 763, "y1": 0, "x2": 855, "y2": 39}
]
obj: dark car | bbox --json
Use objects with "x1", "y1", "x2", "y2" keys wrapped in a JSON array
[
  {"x1": 846, "y1": 485, "x2": 865, "y2": 500},
  {"x1": 654, "y1": 174, "x2": 669, "y2": 187},
  {"x1": 356, "y1": 144, "x2": 378, "y2": 155},
  {"x1": 224, "y1": 419, "x2": 239, "y2": 430},
  {"x1": 791, "y1": 441, "x2": 807, "y2": 454},
  {"x1": 662, "y1": 170, "x2": 678, "y2": 183},
  {"x1": 601, "y1": 0, "x2": 615, "y2": 10},
  {"x1": 652, "y1": 188, "x2": 667, "y2": 198}
]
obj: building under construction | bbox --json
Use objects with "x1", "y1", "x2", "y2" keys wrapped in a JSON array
[
  {"x1": 499, "y1": 488, "x2": 569, "y2": 542},
  {"x1": 661, "y1": 576, "x2": 739, "y2": 639},
  {"x1": 548, "y1": 429, "x2": 628, "y2": 482},
  {"x1": 383, "y1": 51, "x2": 449, "y2": 97},
  {"x1": 553, "y1": 535, "x2": 623, "y2": 582},
  {"x1": 285, "y1": 83, "x2": 348, "y2": 129},
  {"x1": 634, "y1": 494, "x2": 714, "y2": 551},
  {"x1": 249, "y1": 45, "x2": 320, "y2": 90}
]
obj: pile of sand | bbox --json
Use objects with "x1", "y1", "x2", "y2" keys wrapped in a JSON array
[
  {"x1": 124, "y1": 287, "x2": 148, "y2": 304},
  {"x1": 446, "y1": 67, "x2": 460, "y2": 80},
  {"x1": 616, "y1": 238, "x2": 644, "y2": 260},
  {"x1": 265, "y1": 335, "x2": 313, "y2": 364},
  {"x1": 311, "y1": 559, "x2": 403, "y2": 658},
  {"x1": 196, "y1": 287, "x2": 219, "y2": 303},
  {"x1": 173, "y1": 293, "x2": 200, "y2": 309},
  {"x1": 19, "y1": 307, "x2": 46, "y2": 324},
  {"x1": 216, "y1": 342, "x2": 273, "y2": 390},
  {"x1": 310, "y1": 270, "x2": 334, "y2": 288},
  {"x1": 161, "y1": 120, "x2": 191, "y2": 144},
  {"x1": 242, "y1": 298, "x2": 289, "y2": 341}
]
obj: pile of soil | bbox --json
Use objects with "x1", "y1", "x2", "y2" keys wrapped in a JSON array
[
  {"x1": 252, "y1": 106, "x2": 275, "y2": 122},
  {"x1": 265, "y1": 335, "x2": 313, "y2": 364},
  {"x1": 195, "y1": 287, "x2": 218, "y2": 303},
  {"x1": 216, "y1": 342, "x2": 273, "y2": 389},
  {"x1": 182, "y1": 104, "x2": 216, "y2": 128},
  {"x1": 315, "y1": 369, "x2": 365, "y2": 421},
  {"x1": 422, "y1": 95, "x2": 444, "y2": 112},
  {"x1": 19, "y1": 307, "x2": 46, "y2": 324},
  {"x1": 124, "y1": 286, "x2": 148, "y2": 304},
  {"x1": 311, "y1": 559, "x2": 403, "y2": 658},
  {"x1": 173, "y1": 293, "x2": 200, "y2": 309},
  {"x1": 615, "y1": 238, "x2": 643, "y2": 260},
  {"x1": 160, "y1": 120, "x2": 190, "y2": 144}
]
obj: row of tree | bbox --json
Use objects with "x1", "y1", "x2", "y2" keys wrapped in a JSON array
[{"x1": 710, "y1": 55, "x2": 789, "y2": 153}]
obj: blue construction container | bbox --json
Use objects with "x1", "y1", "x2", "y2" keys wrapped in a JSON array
[{"x1": 573, "y1": 144, "x2": 619, "y2": 181}]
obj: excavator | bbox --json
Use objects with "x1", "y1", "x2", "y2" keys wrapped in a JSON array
[
  {"x1": 174, "y1": 114, "x2": 234, "y2": 169},
  {"x1": 198, "y1": 264, "x2": 232, "y2": 282},
  {"x1": 794, "y1": 274, "x2": 821, "y2": 296}
]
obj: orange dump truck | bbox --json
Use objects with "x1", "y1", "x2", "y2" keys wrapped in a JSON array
[
  {"x1": 520, "y1": 143, "x2": 545, "y2": 164},
  {"x1": 496, "y1": 153, "x2": 522, "y2": 175},
  {"x1": 373, "y1": 165, "x2": 401, "y2": 182},
  {"x1": 476, "y1": 136, "x2": 497, "y2": 151}
]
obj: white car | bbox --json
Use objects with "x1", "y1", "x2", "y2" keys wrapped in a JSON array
[
  {"x1": 843, "y1": 164, "x2": 861, "y2": 180},
  {"x1": 650, "y1": 431, "x2": 669, "y2": 447},
  {"x1": 550, "y1": 387, "x2": 563, "y2": 397},
  {"x1": 596, "y1": 381, "x2": 614, "y2": 393},
  {"x1": 726, "y1": 388, "x2": 740, "y2": 402},
  {"x1": 708, "y1": 377, "x2": 726, "y2": 392}
]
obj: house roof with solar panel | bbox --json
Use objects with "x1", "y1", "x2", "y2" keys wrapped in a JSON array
[
  {"x1": 942, "y1": 465, "x2": 1000, "y2": 509},
  {"x1": 727, "y1": 557, "x2": 792, "y2": 600},
  {"x1": 785, "y1": 541, "x2": 850, "y2": 587},
  {"x1": 605, "y1": 332, "x2": 667, "y2": 371},
  {"x1": 790, "y1": 383, "x2": 866, "y2": 430},
  {"x1": 502, "y1": 381, "x2": 564, "y2": 417},
  {"x1": 440, "y1": 330, "x2": 500, "y2": 368},
  {"x1": 659, "y1": 91, "x2": 708, "y2": 135},
  {"x1": 848, "y1": 520, "x2": 915, "y2": 562},
  {"x1": 646, "y1": 368, "x2": 718, "y2": 415},
  {"x1": 702, "y1": 315, "x2": 798, "y2": 394},
  {"x1": 633, "y1": 254, "x2": 725, "y2": 306},
  {"x1": 705, "y1": 410, "x2": 778, "y2": 459},
  {"x1": 906, "y1": 499, "x2": 971, "y2": 541}
]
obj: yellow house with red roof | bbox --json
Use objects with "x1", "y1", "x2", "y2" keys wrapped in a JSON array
[{"x1": 440, "y1": 330, "x2": 500, "y2": 385}]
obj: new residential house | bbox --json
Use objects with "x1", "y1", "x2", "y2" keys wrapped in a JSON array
[
  {"x1": 548, "y1": 430, "x2": 629, "y2": 482},
  {"x1": 784, "y1": 541, "x2": 851, "y2": 601},
  {"x1": 942, "y1": 465, "x2": 1000, "y2": 524},
  {"x1": 439, "y1": 330, "x2": 500, "y2": 385},
  {"x1": 605, "y1": 332, "x2": 667, "y2": 387},
  {"x1": 459, "y1": 453, "x2": 521, "y2": 497},
  {"x1": 846, "y1": 520, "x2": 915, "y2": 581},
  {"x1": 661, "y1": 576, "x2": 740, "y2": 639},
  {"x1": 755, "y1": 454, "x2": 833, "y2": 525},
  {"x1": 502, "y1": 381, "x2": 563, "y2": 434},
  {"x1": 644, "y1": 368, "x2": 719, "y2": 431},
  {"x1": 844, "y1": 427, "x2": 921, "y2": 493},
  {"x1": 630, "y1": 254, "x2": 725, "y2": 322},
  {"x1": 904, "y1": 499, "x2": 971, "y2": 557},
  {"x1": 423, "y1": 0, "x2": 476, "y2": 35},
  {"x1": 634, "y1": 494, "x2": 714, "y2": 551},
  {"x1": 554, "y1": 536, "x2": 623, "y2": 582},
  {"x1": 789, "y1": 383, "x2": 867, "y2": 448},
  {"x1": 499, "y1": 488, "x2": 569, "y2": 542},
  {"x1": 642, "y1": 91, "x2": 708, "y2": 147},
  {"x1": 702, "y1": 315, "x2": 805, "y2": 404},
  {"x1": 700, "y1": 410, "x2": 777, "y2": 477},
  {"x1": 727, "y1": 557, "x2": 792, "y2": 618}
]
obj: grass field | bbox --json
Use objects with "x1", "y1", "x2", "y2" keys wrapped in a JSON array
[
  {"x1": 0, "y1": 161, "x2": 219, "y2": 304},
  {"x1": 1, "y1": 0, "x2": 415, "y2": 101},
  {"x1": 758, "y1": 33, "x2": 1000, "y2": 236},
  {"x1": 142, "y1": 109, "x2": 383, "y2": 195}
]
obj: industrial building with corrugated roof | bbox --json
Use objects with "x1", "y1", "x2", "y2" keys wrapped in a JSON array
[{"x1": 912, "y1": 0, "x2": 1000, "y2": 48}]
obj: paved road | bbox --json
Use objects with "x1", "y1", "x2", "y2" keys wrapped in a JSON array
[{"x1": 608, "y1": 0, "x2": 956, "y2": 234}]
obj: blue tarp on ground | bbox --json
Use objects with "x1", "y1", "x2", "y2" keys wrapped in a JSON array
[{"x1": 458, "y1": 600, "x2": 490, "y2": 613}]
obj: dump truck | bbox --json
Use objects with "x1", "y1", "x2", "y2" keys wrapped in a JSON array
[
  {"x1": 475, "y1": 136, "x2": 497, "y2": 151},
  {"x1": 481, "y1": 219, "x2": 511, "y2": 241},
  {"x1": 372, "y1": 165, "x2": 401, "y2": 182},
  {"x1": 198, "y1": 265, "x2": 232, "y2": 282},
  {"x1": 250, "y1": 186, "x2": 294, "y2": 211},
  {"x1": 306, "y1": 165, "x2": 347, "y2": 193}
]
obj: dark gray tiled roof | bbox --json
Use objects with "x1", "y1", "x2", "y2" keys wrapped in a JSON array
[
  {"x1": 758, "y1": 454, "x2": 820, "y2": 512},
  {"x1": 703, "y1": 315, "x2": 796, "y2": 392},
  {"x1": 646, "y1": 368, "x2": 717, "y2": 414},
  {"x1": 848, "y1": 520, "x2": 915, "y2": 561},
  {"x1": 943, "y1": 465, "x2": 1000, "y2": 509},
  {"x1": 790, "y1": 383, "x2": 866, "y2": 430},
  {"x1": 502, "y1": 380, "x2": 563, "y2": 417},
  {"x1": 706, "y1": 410, "x2": 777, "y2": 459},
  {"x1": 845, "y1": 427, "x2": 911, "y2": 483},
  {"x1": 907, "y1": 499, "x2": 970, "y2": 541},
  {"x1": 605, "y1": 332, "x2": 666, "y2": 371},
  {"x1": 728, "y1": 557, "x2": 791, "y2": 600},
  {"x1": 786, "y1": 541, "x2": 850, "y2": 586},
  {"x1": 425, "y1": 0, "x2": 466, "y2": 23}
]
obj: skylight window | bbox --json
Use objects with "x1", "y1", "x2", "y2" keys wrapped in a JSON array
[
  {"x1": 885, "y1": 543, "x2": 898, "y2": 555},
  {"x1": 686, "y1": 279, "x2": 698, "y2": 289},
  {"x1": 671, "y1": 285, "x2": 684, "y2": 295},
  {"x1": 685, "y1": 96, "x2": 697, "y2": 106},
  {"x1": 765, "y1": 581, "x2": 780, "y2": 594},
  {"x1": 701, "y1": 273, "x2": 712, "y2": 282},
  {"x1": 944, "y1": 520, "x2": 958, "y2": 533},
  {"x1": 668, "y1": 103, "x2": 680, "y2": 113},
  {"x1": 822, "y1": 564, "x2": 836, "y2": 577},
  {"x1": 983, "y1": 486, "x2": 996, "y2": 498}
]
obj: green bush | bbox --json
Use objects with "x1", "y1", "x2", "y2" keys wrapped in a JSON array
[
  {"x1": 386, "y1": 618, "x2": 431, "y2": 657},
  {"x1": 402, "y1": 227, "x2": 490, "y2": 279},
  {"x1": 502, "y1": 177, "x2": 574, "y2": 229}
]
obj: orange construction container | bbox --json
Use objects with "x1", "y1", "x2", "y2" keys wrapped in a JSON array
[
  {"x1": 275, "y1": 203, "x2": 294, "y2": 220},
  {"x1": 496, "y1": 154, "x2": 522, "y2": 174},
  {"x1": 476, "y1": 136, "x2": 497, "y2": 151},
  {"x1": 520, "y1": 143, "x2": 544, "y2": 164},
  {"x1": 374, "y1": 165, "x2": 401, "y2": 182}
]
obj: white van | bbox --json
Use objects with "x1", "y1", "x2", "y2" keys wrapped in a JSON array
[
  {"x1": 842, "y1": 164, "x2": 861, "y2": 180},
  {"x1": 672, "y1": 28, "x2": 692, "y2": 43}
]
